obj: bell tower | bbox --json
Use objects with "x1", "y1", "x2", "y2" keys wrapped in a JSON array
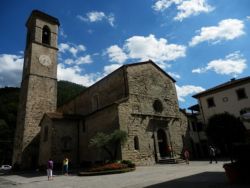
[{"x1": 12, "y1": 10, "x2": 60, "y2": 168}]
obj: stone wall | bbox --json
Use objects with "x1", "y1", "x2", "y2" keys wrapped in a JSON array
[
  {"x1": 13, "y1": 12, "x2": 58, "y2": 168},
  {"x1": 39, "y1": 116, "x2": 53, "y2": 166},
  {"x1": 80, "y1": 104, "x2": 119, "y2": 162},
  {"x1": 118, "y1": 103, "x2": 155, "y2": 165},
  {"x1": 118, "y1": 63, "x2": 183, "y2": 165},
  {"x1": 29, "y1": 43, "x2": 58, "y2": 79},
  {"x1": 13, "y1": 75, "x2": 57, "y2": 167},
  {"x1": 59, "y1": 67, "x2": 127, "y2": 115},
  {"x1": 34, "y1": 19, "x2": 59, "y2": 49},
  {"x1": 51, "y1": 119, "x2": 79, "y2": 165},
  {"x1": 126, "y1": 63, "x2": 179, "y2": 117}
]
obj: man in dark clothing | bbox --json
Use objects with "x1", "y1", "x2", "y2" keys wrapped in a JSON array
[{"x1": 209, "y1": 146, "x2": 217, "y2": 164}]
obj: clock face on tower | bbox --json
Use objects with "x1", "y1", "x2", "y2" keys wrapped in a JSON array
[{"x1": 39, "y1": 55, "x2": 52, "y2": 66}]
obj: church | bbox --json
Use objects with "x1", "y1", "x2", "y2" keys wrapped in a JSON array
[{"x1": 12, "y1": 10, "x2": 189, "y2": 169}]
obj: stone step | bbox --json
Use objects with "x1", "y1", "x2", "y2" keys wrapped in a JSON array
[{"x1": 158, "y1": 158, "x2": 186, "y2": 164}]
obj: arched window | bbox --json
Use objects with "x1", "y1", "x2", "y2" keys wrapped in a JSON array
[
  {"x1": 134, "y1": 136, "x2": 139, "y2": 150},
  {"x1": 42, "y1": 25, "x2": 51, "y2": 45}
]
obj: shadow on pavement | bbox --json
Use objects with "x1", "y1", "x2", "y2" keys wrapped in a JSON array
[{"x1": 145, "y1": 172, "x2": 249, "y2": 188}]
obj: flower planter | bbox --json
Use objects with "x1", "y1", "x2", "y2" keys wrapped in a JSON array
[{"x1": 223, "y1": 164, "x2": 240, "y2": 184}]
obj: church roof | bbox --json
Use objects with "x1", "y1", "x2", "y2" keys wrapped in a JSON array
[{"x1": 193, "y1": 76, "x2": 250, "y2": 98}]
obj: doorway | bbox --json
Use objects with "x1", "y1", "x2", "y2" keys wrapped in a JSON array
[{"x1": 157, "y1": 129, "x2": 168, "y2": 157}]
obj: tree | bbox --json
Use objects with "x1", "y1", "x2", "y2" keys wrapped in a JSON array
[
  {"x1": 206, "y1": 112, "x2": 246, "y2": 155},
  {"x1": 89, "y1": 130, "x2": 127, "y2": 161}
]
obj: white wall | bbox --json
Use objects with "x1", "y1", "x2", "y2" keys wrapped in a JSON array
[{"x1": 198, "y1": 82, "x2": 250, "y2": 129}]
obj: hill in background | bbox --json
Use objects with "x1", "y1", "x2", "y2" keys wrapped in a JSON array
[{"x1": 0, "y1": 80, "x2": 86, "y2": 164}]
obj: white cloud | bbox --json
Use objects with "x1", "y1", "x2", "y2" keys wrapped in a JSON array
[
  {"x1": 58, "y1": 42, "x2": 93, "y2": 82},
  {"x1": 174, "y1": 0, "x2": 214, "y2": 21},
  {"x1": 192, "y1": 51, "x2": 247, "y2": 76},
  {"x1": 152, "y1": 0, "x2": 180, "y2": 12},
  {"x1": 106, "y1": 45, "x2": 128, "y2": 64},
  {"x1": 0, "y1": 52, "x2": 94, "y2": 87},
  {"x1": 58, "y1": 43, "x2": 70, "y2": 53},
  {"x1": 126, "y1": 34, "x2": 186, "y2": 68},
  {"x1": 76, "y1": 15, "x2": 87, "y2": 22},
  {"x1": 106, "y1": 34, "x2": 186, "y2": 69},
  {"x1": 168, "y1": 72, "x2": 181, "y2": 79},
  {"x1": 59, "y1": 43, "x2": 86, "y2": 57},
  {"x1": 64, "y1": 58, "x2": 74, "y2": 65},
  {"x1": 189, "y1": 19, "x2": 245, "y2": 46},
  {"x1": 57, "y1": 63, "x2": 100, "y2": 86},
  {"x1": 0, "y1": 54, "x2": 23, "y2": 87},
  {"x1": 77, "y1": 11, "x2": 115, "y2": 27},
  {"x1": 152, "y1": 0, "x2": 214, "y2": 21},
  {"x1": 87, "y1": 11, "x2": 106, "y2": 22},
  {"x1": 59, "y1": 28, "x2": 67, "y2": 38},
  {"x1": 103, "y1": 64, "x2": 123, "y2": 75},
  {"x1": 176, "y1": 84, "x2": 205, "y2": 102},
  {"x1": 192, "y1": 68, "x2": 204, "y2": 74},
  {"x1": 62, "y1": 55, "x2": 92, "y2": 66},
  {"x1": 107, "y1": 14, "x2": 115, "y2": 27},
  {"x1": 75, "y1": 55, "x2": 92, "y2": 65}
]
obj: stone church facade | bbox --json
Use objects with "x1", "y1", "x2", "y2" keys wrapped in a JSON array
[{"x1": 13, "y1": 10, "x2": 189, "y2": 168}]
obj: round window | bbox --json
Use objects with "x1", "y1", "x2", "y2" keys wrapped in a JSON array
[
  {"x1": 153, "y1": 99, "x2": 163, "y2": 112},
  {"x1": 223, "y1": 97, "x2": 228, "y2": 102}
]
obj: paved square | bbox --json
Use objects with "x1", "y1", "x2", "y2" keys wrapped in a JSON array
[{"x1": 0, "y1": 161, "x2": 248, "y2": 188}]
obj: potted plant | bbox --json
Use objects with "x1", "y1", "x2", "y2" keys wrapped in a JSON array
[{"x1": 223, "y1": 144, "x2": 250, "y2": 184}]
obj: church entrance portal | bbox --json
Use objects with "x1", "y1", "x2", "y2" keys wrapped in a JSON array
[{"x1": 157, "y1": 129, "x2": 168, "y2": 157}]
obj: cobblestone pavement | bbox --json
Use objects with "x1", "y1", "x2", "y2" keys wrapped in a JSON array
[{"x1": 0, "y1": 161, "x2": 248, "y2": 188}]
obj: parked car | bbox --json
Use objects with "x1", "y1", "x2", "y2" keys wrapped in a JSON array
[{"x1": 0, "y1": 165, "x2": 12, "y2": 171}]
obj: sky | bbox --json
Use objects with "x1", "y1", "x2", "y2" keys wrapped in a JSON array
[{"x1": 0, "y1": 0, "x2": 250, "y2": 109}]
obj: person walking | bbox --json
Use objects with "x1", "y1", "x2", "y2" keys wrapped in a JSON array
[
  {"x1": 47, "y1": 158, "x2": 53, "y2": 181},
  {"x1": 62, "y1": 157, "x2": 69, "y2": 175},
  {"x1": 184, "y1": 149, "x2": 190, "y2": 164},
  {"x1": 209, "y1": 146, "x2": 217, "y2": 164}
]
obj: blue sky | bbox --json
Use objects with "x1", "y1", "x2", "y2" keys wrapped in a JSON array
[{"x1": 0, "y1": 0, "x2": 250, "y2": 109}]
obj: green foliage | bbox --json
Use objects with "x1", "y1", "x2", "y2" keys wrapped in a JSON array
[
  {"x1": 110, "y1": 130, "x2": 128, "y2": 146},
  {"x1": 57, "y1": 80, "x2": 86, "y2": 106},
  {"x1": 89, "y1": 130, "x2": 128, "y2": 161},
  {"x1": 0, "y1": 87, "x2": 19, "y2": 164},
  {"x1": 206, "y1": 112, "x2": 246, "y2": 155},
  {"x1": 89, "y1": 132, "x2": 110, "y2": 148}
]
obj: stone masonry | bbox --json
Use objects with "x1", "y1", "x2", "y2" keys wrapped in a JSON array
[
  {"x1": 12, "y1": 10, "x2": 59, "y2": 169},
  {"x1": 14, "y1": 10, "x2": 188, "y2": 168}
]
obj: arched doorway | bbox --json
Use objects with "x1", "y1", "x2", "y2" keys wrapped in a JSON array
[{"x1": 157, "y1": 129, "x2": 168, "y2": 157}]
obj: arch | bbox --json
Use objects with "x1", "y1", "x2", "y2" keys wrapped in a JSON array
[
  {"x1": 42, "y1": 25, "x2": 51, "y2": 45},
  {"x1": 134, "y1": 136, "x2": 139, "y2": 150},
  {"x1": 157, "y1": 129, "x2": 168, "y2": 157}
]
